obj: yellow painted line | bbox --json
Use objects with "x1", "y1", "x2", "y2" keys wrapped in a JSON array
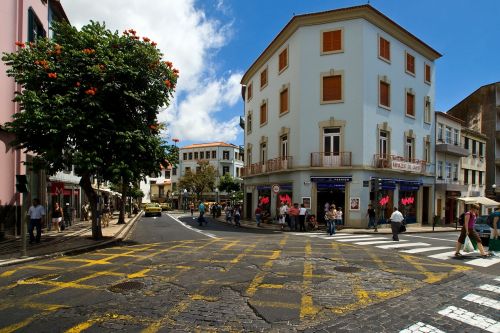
[
  {"x1": 246, "y1": 249, "x2": 283, "y2": 297},
  {"x1": 64, "y1": 313, "x2": 142, "y2": 333},
  {"x1": 259, "y1": 284, "x2": 284, "y2": 289},
  {"x1": 300, "y1": 241, "x2": 319, "y2": 319},
  {"x1": 65, "y1": 321, "x2": 94, "y2": 333},
  {"x1": 221, "y1": 240, "x2": 240, "y2": 251},
  {"x1": 399, "y1": 254, "x2": 471, "y2": 284},
  {"x1": 0, "y1": 315, "x2": 37, "y2": 333},
  {"x1": 0, "y1": 264, "x2": 61, "y2": 278},
  {"x1": 127, "y1": 269, "x2": 151, "y2": 279},
  {"x1": 249, "y1": 300, "x2": 301, "y2": 309},
  {"x1": 191, "y1": 294, "x2": 219, "y2": 301}
]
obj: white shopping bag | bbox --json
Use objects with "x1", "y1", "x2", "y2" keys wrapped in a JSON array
[{"x1": 463, "y1": 235, "x2": 475, "y2": 253}]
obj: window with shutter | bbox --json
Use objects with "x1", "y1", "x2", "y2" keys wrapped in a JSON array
[
  {"x1": 280, "y1": 88, "x2": 289, "y2": 114},
  {"x1": 322, "y1": 29, "x2": 342, "y2": 53},
  {"x1": 260, "y1": 68, "x2": 267, "y2": 88},
  {"x1": 279, "y1": 48, "x2": 288, "y2": 72},
  {"x1": 406, "y1": 92, "x2": 415, "y2": 117},
  {"x1": 406, "y1": 52, "x2": 415, "y2": 75},
  {"x1": 260, "y1": 102, "x2": 267, "y2": 125},
  {"x1": 379, "y1": 81, "x2": 390, "y2": 108},
  {"x1": 379, "y1": 37, "x2": 390, "y2": 62},
  {"x1": 247, "y1": 83, "x2": 253, "y2": 101},
  {"x1": 322, "y1": 75, "x2": 342, "y2": 102},
  {"x1": 425, "y1": 64, "x2": 431, "y2": 83}
]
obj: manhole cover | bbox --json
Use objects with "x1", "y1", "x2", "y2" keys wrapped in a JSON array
[
  {"x1": 108, "y1": 281, "x2": 144, "y2": 293},
  {"x1": 334, "y1": 266, "x2": 360, "y2": 273}
]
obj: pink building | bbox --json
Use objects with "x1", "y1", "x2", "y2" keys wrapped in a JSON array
[{"x1": 0, "y1": 0, "x2": 67, "y2": 237}]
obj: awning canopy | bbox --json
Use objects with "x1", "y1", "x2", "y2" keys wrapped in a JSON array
[{"x1": 457, "y1": 196, "x2": 500, "y2": 207}]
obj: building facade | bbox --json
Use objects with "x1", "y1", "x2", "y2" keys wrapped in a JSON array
[
  {"x1": 0, "y1": 0, "x2": 68, "y2": 236},
  {"x1": 139, "y1": 166, "x2": 174, "y2": 204},
  {"x1": 176, "y1": 142, "x2": 244, "y2": 203},
  {"x1": 447, "y1": 82, "x2": 500, "y2": 201},
  {"x1": 241, "y1": 5, "x2": 441, "y2": 227},
  {"x1": 434, "y1": 112, "x2": 468, "y2": 224}
]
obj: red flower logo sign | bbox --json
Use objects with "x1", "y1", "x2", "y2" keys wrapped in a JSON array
[
  {"x1": 259, "y1": 196, "x2": 269, "y2": 205},
  {"x1": 379, "y1": 195, "x2": 390, "y2": 206},
  {"x1": 279, "y1": 194, "x2": 291, "y2": 206},
  {"x1": 401, "y1": 197, "x2": 415, "y2": 206}
]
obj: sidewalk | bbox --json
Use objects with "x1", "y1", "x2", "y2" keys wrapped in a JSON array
[
  {"x1": 0, "y1": 212, "x2": 141, "y2": 267},
  {"x1": 213, "y1": 214, "x2": 459, "y2": 234}
]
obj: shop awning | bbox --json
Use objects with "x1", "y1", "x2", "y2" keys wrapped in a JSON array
[{"x1": 457, "y1": 196, "x2": 500, "y2": 207}]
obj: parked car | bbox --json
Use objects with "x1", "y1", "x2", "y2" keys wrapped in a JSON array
[
  {"x1": 474, "y1": 215, "x2": 491, "y2": 246},
  {"x1": 144, "y1": 203, "x2": 162, "y2": 217},
  {"x1": 160, "y1": 202, "x2": 172, "y2": 211}
]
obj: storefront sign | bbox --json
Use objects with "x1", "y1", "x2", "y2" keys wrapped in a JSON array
[
  {"x1": 310, "y1": 176, "x2": 353, "y2": 182},
  {"x1": 51, "y1": 182, "x2": 64, "y2": 195},
  {"x1": 391, "y1": 160, "x2": 423, "y2": 173},
  {"x1": 272, "y1": 184, "x2": 280, "y2": 193}
]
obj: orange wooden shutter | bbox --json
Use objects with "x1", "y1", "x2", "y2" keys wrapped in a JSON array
[
  {"x1": 323, "y1": 75, "x2": 341, "y2": 101},
  {"x1": 323, "y1": 31, "x2": 333, "y2": 52},
  {"x1": 260, "y1": 69, "x2": 267, "y2": 87},
  {"x1": 380, "y1": 37, "x2": 390, "y2": 60},
  {"x1": 380, "y1": 81, "x2": 389, "y2": 107},
  {"x1": 425, "y1": 64, "x2": 431, "y2": 82},
  {"x1": 332, "y1": 30, "x2": 341, "y2": 51},
  {"x1": 280, "y1": 89, "x2": 288, "y2": 114},
  {"x1": 247, "y1": 83, "x2": 252, "y2": 101},
  {"x1": 407, "y1": 93, "x2": 414, "y2": 116},
  {"x1": 260, "y1": 103, "x2": 267, "y2": 124},
  {"x1": 407, "y1": 53, "x2": 415, "y2": 73},
  {"x1": 279, "y1": 49, "x2": 287, "y2": 71}
]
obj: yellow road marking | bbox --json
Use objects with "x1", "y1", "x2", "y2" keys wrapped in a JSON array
[{"x1": 249, "y1": 300, "x2": 301, "y2": 309}]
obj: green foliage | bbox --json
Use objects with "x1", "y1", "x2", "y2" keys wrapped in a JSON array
[
  {"x1": 2, "y1": 21, "x2": 178, "y2": 182},
  {"x1": 218, "y1": 173, "x2": 241, "y2": 193},
  {"x1": 178, "y1": 161, "x2": 216, "y2": 201}
]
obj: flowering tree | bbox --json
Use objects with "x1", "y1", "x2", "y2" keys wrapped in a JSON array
[{"x1": 2, "y1": 21, "x2": 178, "y2": 239}]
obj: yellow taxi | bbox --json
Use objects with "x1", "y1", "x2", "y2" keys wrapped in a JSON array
[
  {"x1": 160, "y1": 202, "x2": 172, "y2": 211},
  {"x1": 144, "y1": 203, "x2": 162, "y2": 217}
]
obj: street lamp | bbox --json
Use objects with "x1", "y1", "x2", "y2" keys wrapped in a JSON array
[
  {"x1": 215, "y1": 188, "x2": 219, "y2": 203},
  {"x1": 493, "y1": 184, "x2": 497, "y2": 199}
]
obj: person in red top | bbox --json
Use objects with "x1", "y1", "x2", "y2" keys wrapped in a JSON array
[
  {"x1": 288, "y1": 203, "x2": 300, "y2": 231},
  {"x1": 255, "y1": 205, "x2": 262, "y2": 227},
  {"x1": 455, "y1": 204, "x2": 491, "y2": 258}
]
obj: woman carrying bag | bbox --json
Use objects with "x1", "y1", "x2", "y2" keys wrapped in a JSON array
[
  {"x1": 51, "y1": 202, "x2": 64, "y2": 232},
  {"x1": 455, "y1": 204, "x2": 491, "y2": 258}
]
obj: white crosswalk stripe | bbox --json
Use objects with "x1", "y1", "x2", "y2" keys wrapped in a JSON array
[
  {"x1": 376, "y1": 242, "x2": 430, "y2": 249},
  {"x1": 438, "y1": 306, "x2": 500, "y2": 332},
  {"x1": 353, "y1": 239, "x2": 394, "y2": 245},
  {"x1": 400, "y1": 246, "x2": 453, "y2": 254},
  {"x1": 400, "y1": 322, "x2": 446, "y2": 333},
  {"x1": 478, "y1": 284, "x2": 500, "y2": 294},
  {"x1": 463, "y1": 293, "x2": 500, "y2": 310},
  {"x1": 335, "y1": 236, "x2": 386, "y2": 242}
]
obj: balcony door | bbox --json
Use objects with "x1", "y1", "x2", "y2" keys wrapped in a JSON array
[
  {"x1": 323, "y1": 128, "x2": 340, "y2": 167},
  {"x1": 280, "y1": 135, "x2": 289, "y2": 169}
]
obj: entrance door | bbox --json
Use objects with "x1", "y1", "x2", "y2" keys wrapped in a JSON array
[
  {"x1": 323, "y1": 128, "x2": 340, "y2": 167},
  {"x1": 245, "y1": 192, "x2": 253, "y2": 219},
  {"x1": 317, "y1": 188, "x2": 345, "y2": 223}
]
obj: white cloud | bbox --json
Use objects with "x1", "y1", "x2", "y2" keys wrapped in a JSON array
[{"x1": 60, "y1": 0, "x2": 242, "y2": 144}]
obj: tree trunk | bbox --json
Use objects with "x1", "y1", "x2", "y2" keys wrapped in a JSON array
[
  {"x1": 117, "y1": 180, "x2": 128, "y2": 224},
  {"x1": 80, "y1": 174, "x2": 102, "y2": 239}
]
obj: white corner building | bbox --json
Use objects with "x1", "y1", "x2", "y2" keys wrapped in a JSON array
[{"x1": 241, "y1": 5, "x2": 441, "y2": 227}]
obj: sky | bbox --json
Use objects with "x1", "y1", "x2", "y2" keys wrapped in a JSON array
[{"x1": 60, "y1": 0, "x2": 500, "y2": 148}]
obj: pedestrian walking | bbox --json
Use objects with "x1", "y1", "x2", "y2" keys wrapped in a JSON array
[
  {"x1": 289, "y1": 203, "x2": 300, "y2": 231},
  {"x1": 255, "y1": 205, "x2": 262, "y2": 227},
  {"x1": 234, "y1": 205, "x2": 241, "y2": 227},
  {"x1": 325, "y1": 205, "x2": 336, "y2": 236},
  {"x1": 299, "y1": 204, "x2": 307, "y2": 231},
  {"x1": 455, "y1": 204, "x2": 491, "y2": 258},
  {"x1": 279, "y1": 202, "x2": 288, "y2": 231},
  {"x1": 27, "y1": 198, "x2": 45, "y2": 244},
  {"x1": 189, "y1": 202, "x2": 194, "y2": 217},
  {"x1": 198, "y1": 201, "x2": 206, "y2": 226},
  {"x1": 389, "y1": 207, "x2": 404, "y2": 241},
  {"x1": 488, "y1": 207, "x2": 500, "y2": 251},
  {"x1": 336, "y1": 207, "x2": 343, "y2": 228},
  {"x1": 211, "y1": 203, "x2": 217, "y2": 219},
  {"x1": 51, "y1": 202, "x2": 64, "y2": 232},
  {"x1": 225, "y1": 204, "x2": 233, "y2": 224},
  {"x1": 366, "y1": 204, "x2": 377, "y2": 231}
]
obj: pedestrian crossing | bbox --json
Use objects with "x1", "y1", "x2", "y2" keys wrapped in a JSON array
[
  {"x1": 400, "y1": 277, "x2": 500, "y2": 333},
  {"x1": 291, "y1": 232, "x2": 500, "y2": 268}
]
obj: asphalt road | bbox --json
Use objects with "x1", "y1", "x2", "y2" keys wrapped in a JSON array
[{"x1": 0, "y1": 212, "x2": 498, "y2": 332}]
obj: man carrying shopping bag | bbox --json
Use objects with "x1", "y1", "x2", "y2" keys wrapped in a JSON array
[{"x1": 455, "y1": 204, "x2": 491, "y2": 258}]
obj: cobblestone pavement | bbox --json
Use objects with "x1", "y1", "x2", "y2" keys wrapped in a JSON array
[{"x1": 0, "y1": 233, "x2": 496, "y2": 332}]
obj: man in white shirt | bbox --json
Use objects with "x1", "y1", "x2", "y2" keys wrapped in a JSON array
[
  {"x1": 27, "y1": 198, "x2": 45, "y2": 244},
  {"x1": 389, "y1": 206, "x2": 404, "y2": 241}
]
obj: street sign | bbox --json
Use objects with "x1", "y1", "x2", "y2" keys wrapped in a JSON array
[
  {"x1": 51, "y1": 182, "x2": 64, "y2": 195},
  {"x1": 272, "y1": 184, "x2": 280, "y2": 193}
]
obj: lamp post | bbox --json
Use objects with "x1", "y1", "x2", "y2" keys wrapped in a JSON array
[
  {"x1": 215, "y1": 188, "x2": 219, "y2": 204},
  {"x1": 493, "y1": 184, "x2": 497, "y2": 200},
  {"x1": 183, "y1": 189, "x2": 188, "y2": 212}
]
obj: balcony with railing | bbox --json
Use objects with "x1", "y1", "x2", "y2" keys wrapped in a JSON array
[
  {"x1": 435, "y1": 141, "x2": 469, "y2": 157},
  {"x1": 373, "y1": 154, "x2": 427, "y2": 174},
  {"x1": 310, "y1": 152, "x2": 352, "y2": 167},
  {"x1": 435, "y1": 177, "x2": 468, "y2": 192},
  {"x1": 242, "y1": 156, "x2": 293, "y2": 177}
]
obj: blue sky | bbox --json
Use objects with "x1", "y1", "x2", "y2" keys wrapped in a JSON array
[{"x1": 62, "y1": 0, "x2": 500, "y2": 148}]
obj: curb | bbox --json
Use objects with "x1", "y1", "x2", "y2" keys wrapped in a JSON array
[{"x1": 0, "y1": 212, "x2": 142, "y2": 268}]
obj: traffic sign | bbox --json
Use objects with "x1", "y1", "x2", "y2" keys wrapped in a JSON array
[{"x1": 272, "y1": 184, "x2": 280, "y2": 193}]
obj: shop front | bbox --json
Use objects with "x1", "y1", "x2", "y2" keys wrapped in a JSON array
[
  {"x1": 311, "y1": 176, "x2": 351, "y2": 223},
  {"x1": 372, "y1": 178, "x2": 396, "y2": 225},
  {"x1": 256, "y1": 183, "x2": 293, "y2": 220},
  {"x1": 398, "y1": 180, "x2": 422, "y2": 224}
]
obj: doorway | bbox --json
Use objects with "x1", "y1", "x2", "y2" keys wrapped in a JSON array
[{"x1": 317, "y1": 188, "x2": 345, "y2": 223}]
